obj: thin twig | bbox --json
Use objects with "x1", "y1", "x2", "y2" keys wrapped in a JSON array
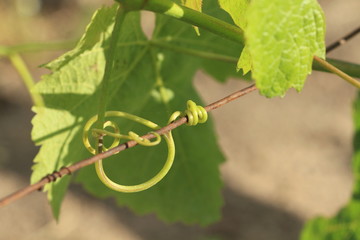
[
  {"x1": 0, "y1": 84, "x2": 257, "y2": 208},
  {"x1": 326, "y1": 26, "x2": 360, "y2": 53}
]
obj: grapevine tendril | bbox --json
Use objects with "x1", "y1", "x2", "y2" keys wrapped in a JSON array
[{"x1": 82, "y1": 100, "x2": 208, "y2": 192}]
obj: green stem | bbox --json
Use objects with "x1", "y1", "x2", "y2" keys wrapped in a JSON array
[
  {"x1": 314, "y1": 56, "x2": 360, "y2": 88},
  {"x1": 97, "y1": 6, "x2": 127, "y2": 125},
  {"x1": 116, "y1": 0, "x2": 244, "y2": 44},
  {"x1": 8, "y1": 54, "x2": 44, "y2": 107},
  {"x1": 0, "y1": 40, "x2": 75, "y2": 57}
]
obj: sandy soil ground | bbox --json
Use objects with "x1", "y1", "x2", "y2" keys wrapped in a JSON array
[{"x1": 0, "y1": 0, "x2": 359, "y2": 239}]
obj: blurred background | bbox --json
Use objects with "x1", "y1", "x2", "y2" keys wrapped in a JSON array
[{"x1": 0, "y1": 0, "x2": 359, "y2": 239}]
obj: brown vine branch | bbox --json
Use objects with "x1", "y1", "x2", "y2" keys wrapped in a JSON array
[{"x1": 0, "y1": 84, "x2": 257, "y2": 208}]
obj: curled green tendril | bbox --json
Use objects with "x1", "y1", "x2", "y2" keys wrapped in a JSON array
[
  {"x1": 169, "y1": 100, "x2": 208, "y2": 125},
  {"x1": 183, "y1": 100, "x2": 208, "y2": 125},
  {"x1": 83, "y1": 119, "x2": 120, "y2": 155},
  {"x1": 129, "y1": 131, "x2": 161, "y2": 146},
  {"x1": 82, "y1": 100, "x2": 208, "y2": 193}
]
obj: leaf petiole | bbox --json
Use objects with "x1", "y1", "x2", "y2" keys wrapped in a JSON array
[
  {"x1": 313, "y1": 56, "x2": 360, "y2": 88},
  {"x1": 8, "y1": 54, "x2": 44, "y2": 107},
  {"x1": 97, "y1": 6, "x2": 128, "y2": 125}
]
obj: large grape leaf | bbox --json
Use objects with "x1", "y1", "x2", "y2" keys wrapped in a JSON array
[
  {"x1": 30, "y1": 2, "x2": 249, "y2": 224},
  {"x1": 300, "y1": 93, "x2": 360, "y2": 239}
]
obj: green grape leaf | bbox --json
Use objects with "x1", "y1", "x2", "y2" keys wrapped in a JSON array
[
  {"x1": 30, "y1": 3, "x2": 241, "y2": 224},
  {"x1": 245, "y1": 0, "x2": 326, "y2": 97},
  {"x1": 300, "y1": 92, "x2": 360, "y2": 239}
]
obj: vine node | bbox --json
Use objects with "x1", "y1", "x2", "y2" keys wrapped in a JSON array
[{"x1": 37, "y1": 166, "x2": 71, "y2": 191}]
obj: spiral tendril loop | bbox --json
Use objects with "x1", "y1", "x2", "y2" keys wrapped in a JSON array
[
  {"x1": 169, "y1": 100, "x2": 208, "y2": 126},
  {"x1": 82, "y1": 100, "x2": 208, "y2": 193},
  {"x1": 184, "y1": 100, "x2": 208, "y2": 125}
]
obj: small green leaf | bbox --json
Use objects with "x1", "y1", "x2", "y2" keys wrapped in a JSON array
[
  {"x1": 245, "y1": 0, "x2": 326, "y2": 97},
  {"x1": 237, "y1": 45, "x2": 251, "y2": 74},
  {"x1": 181, "y1": 0, "x2": 202, "y2": 15},
  {"x1": 218, "y1": 0, "x2": 250, "y2": 30}
]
